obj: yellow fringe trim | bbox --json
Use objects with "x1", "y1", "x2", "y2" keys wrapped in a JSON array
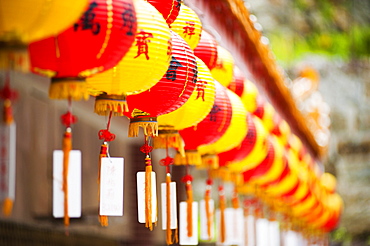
[
  {"x1": 2, "y1": 197, "x2": 13, "y2": 216},
  {"x1": 129, "y1": 120, "x2": 158, "y2": 137},
  {"x1": 49, "y1": 80, "x2": 89, "y2": 100},
  {"x1": 200, "y1": 154, "x2": 219, "y2": 169},
  {"x1": 174, "y1": 150, "x2": 202, "y2": 166},
  {"x1": 0, "y1": 48, "x2": 29, "y2": 72},
  {"x1": 94, "y1": 98, "x2": 128, "y2": 116},
  {"x1": 153, "y1": 131, "x2": 185, "y2": 156}
]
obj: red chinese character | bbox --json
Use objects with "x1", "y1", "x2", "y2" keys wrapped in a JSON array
[
  {"x1": 182, "y1": 21, "x2": 196, "y2": 38},
  {"x1": 195, "y1": 80, "x2": 208, "y2": 101},
  {"x1": 134, "y1": 30, "x2": 154, "y2": 60}
]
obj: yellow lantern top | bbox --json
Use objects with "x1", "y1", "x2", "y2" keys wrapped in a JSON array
[
  {"x1": 0, "y1": 0, "x2": 88, "y2": 44},
  {"x1": 170, "y1": 4, "x2": 202, "y2": 50},
  {"x1": 241, "y1": 80, "x2": 259, "y2": 113}
]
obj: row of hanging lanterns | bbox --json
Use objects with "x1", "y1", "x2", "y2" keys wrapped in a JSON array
[{"x1": 0, "y1": 0, "x2": 342, "y2": 245}]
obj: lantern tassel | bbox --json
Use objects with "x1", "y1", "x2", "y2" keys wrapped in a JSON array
[
  {"x1": 219, "y1": 186, "x2": 226, "y2": 243},
  {"x1": 129, "y1": 120, "x2": 158, "y2": 137},
  {"x1": 3, "y1": 99, "x2": 13, "y2": 125},
  {"x1": 62, "y1": 129, "x2": 72, "y2": 227},
  {"x1": 98, "y1": 144, "x2": 109, "y2": 227},
  {"x1": 145, "y1": 157, "x2": 153, "y2": 230},
  {"x1": 49, "y1": 78, "x2": 89, "y2": 101},
  {"x1": 166, "y1": 173, "x2": 173, "y2": 244},
  {"x1": 94, "y1": 95, "x2": 128, "y2": 116},
  {"x1": 2, "y1": 197, "x2": 13, "y2": 216},
  {"x1": 153, "y1": 131, "x2": 185, "y2": 156},
  {"x1": 205, "y1": 178, "x2": 213, "y2": 240},
  {"x1": 182, "y1": 174, "x2": 193, "y2": 238},
  {"x1": 174, "y1": 150, "x2": 202, "y2": 166}
]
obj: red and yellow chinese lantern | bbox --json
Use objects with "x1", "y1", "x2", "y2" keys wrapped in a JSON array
[
  {"x1": 170, "y1": 4, "x2": 202, "y2": 50},
  {"x1": 227, "y1": 66, "x2": 245, "y2": 97},
  {"x1": 241, "y1": 79, "x2": 259, "y2": 113},
  {"x1": 253, "y1": 96, "x2": 275, "y2": 133},
  {"x1": 194, "y1": 30, "x2": 218, "y2": 70}
]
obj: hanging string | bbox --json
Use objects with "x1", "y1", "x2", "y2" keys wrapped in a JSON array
[
  {"x1": 60, "y1": 97, "x2": 77, "y2": 227},
  {"x1": 159, "y1": 135, "x2": 178, "y2": 244},
  {"x1": 97, "y1": 111, "x2": 115, "y2": 227}
]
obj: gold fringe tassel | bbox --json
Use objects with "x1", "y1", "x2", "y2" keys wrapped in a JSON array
[
  {"x1": 153, "y1": 131, "x2": 185, "y2": 157},
  {"x1": 2, "y1": 197, "x2": 13, "y2": 216},
  {"x1": 62, "y1": 130, "x2": 72, "y2": 227},
  {"x1": 201, "y1": 154, "x2": 219, "y2": 169},
  {"x1": 49, "y1": 80, "x2": 89, "y2": 101},
  {"x1": 219, "y1": 188, "x2": 226, "y2": 243},
  {"x1": 186, "y1": 182, "x2": 193, "y2": 237},
  {"x1": 94, "y1": 99, "x2": 128, "y2": 116},
  {"x1": 174, "y1": 150, "x2": 202, "y2": 166},
  {"x1": 98, "y1": 144, "x2": 108, "y2": 227},
  {"x1": 205, "y1": 188, "x2": 212, "y2": 240},
  {"x1": 0, "y1": 48, "x2": 29, "y2": 72},
  {"x1": 145, "y1": 161, "x2": 153, "y2": 230},
  {"x1": 129, "y1": 121, "x2": 158, "y2": 137}
]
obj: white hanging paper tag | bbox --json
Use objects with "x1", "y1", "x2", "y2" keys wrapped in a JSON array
[
  {"x1": 269, "y1": 221, "x2": 280, "y2": 246},
  {"x1": 99, "y1": 157, "x2": 124, "y2": 216},
  {"x1": 53, "y1": 150, "x2": 81, "y2": 218},
  {"x1": 256, "y1": 218, "x2": 270, "y2": 246},
  {"x1": 245, "y1": 215, "x2": 256, "y2": 246},
  {"x1": 179, "y1": 201, "x2": 198, "y2": 245},
  {"x1": 0, "y1": 123, "x2": 16, "y2": 202},
  {"x1": 161, "y1": 181, "x2": 177, "y2": 230},
  {"x1": 231, "y1": 208, "x2": 245, "y2": 245},
  {"x1": 137, "y1": 171, "x2": 157, "y2": 223},
  {"x1": 200, "y1": 199, "x2": 214, "y2": 241}
]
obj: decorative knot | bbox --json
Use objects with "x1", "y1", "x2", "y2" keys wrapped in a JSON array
[
  {"x1": 140, "y1": 143, "x2": 153, "y2": 155},
  {"x1": 181, "y1": 174, "x2": 193, "y2": 183},
  {"x1": 160, "y1": 156, "x2": 174, "y2": 166},
  {"x1": 98, "y1": 129, "x2": 116, "y2": 142},
  {"x1": 61, "y1": 111, "x2": 77, "y2": 127},
  {"x1": 218, "y1": 185, "x2": 224, "y2": 192},
  {"x1": 0, "y1": 82, "x2": 18, "y2": 101},
  {"x1": 206, "y1": 178, "x2": 213, "y2": 186}
]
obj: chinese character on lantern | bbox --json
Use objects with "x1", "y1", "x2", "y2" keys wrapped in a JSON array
[
  {"x1": 175, "y1": 0, "x2": 181, "y2": 10},
  {"x1": 121, "y1": 3, "x2": 135, "y2": 36},
  {"x1": 196, "y1": 79, "x2": 208, "y2": 101},
  {"x1": 74, "y1": 2, "x2": 101, "y2": 35},
  {"x1": 209, "y1": 104, "x2": 221, "y2": 122},
  {"x1": 183, "y1": 21, "x2": 196, "y2": 38},
  {"x1": 166, "y1": 57, "x2": 183, "y2": 81},
  {"x1": 134, "y1": 30, "x2": 154, "y2": 60}
]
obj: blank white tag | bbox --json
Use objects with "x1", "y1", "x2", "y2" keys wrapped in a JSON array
[
  {"x1": 53, "y1": 150, "x2": 81, "y2": 218},
  {"x1": 231, "y1": 208, "x2": 245, "y2": 245},
  {"x1": 137, "y1": 171, "x2": 157, "y2": 223},
  {"x1": 245, "y1": 215, "x2": 256, "y2": 246},
  {"x1": 0, "y1": 123, "x2": 16, "y2": 201},
  {"x1": 161, "y1": 181, "x2": 177, "y2": 230},
  {"x1": 269, "y1": 221, "x2": 280, "y2": 246},
  {"x1": 256, "y1": 218, "x2": 269, "y2": 246},
  {"x1": 200, "y1": 199, "x2": 214, "y2": 241},
  {"x1": 99, "y1": 157, "x2": 124, "y2": 216},
  {"x1": 179, "y1": 201, "x2": 198, "y2": 245}
]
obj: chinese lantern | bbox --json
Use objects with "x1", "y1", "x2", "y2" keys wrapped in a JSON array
[
  {"x1": 211, "y1": 46, "x2": 234, "y2": 87},
  {"x1": 176, "y1": 81, "x2": 232, "y2": 166},
  {"x1": 227, "y1": 66, "x2": 245, "y2": 97},
  {"x1": 146, "y1": 0, "x2": 181, "y2": 26},
  {"x1": 87, "y1": 0, "x2": 171, "y2": 115},
  {"x1": 227, "y1": 115, "x2": 268, "y2": 172},
  {"x1": 253, "y1": 96, "x2": 275, "y2": 132},
  {"x1": 194, "y1": 30, "x2": 218, "y2": 70},
  {"x1": 123, "y1": 30, "x2": 197, "y2": 137},
  {"x1": 241, "y1": 79, "x2": 259, "y2": 113},
  {"x1": 198, "y1": 89, "x2": 248, "y2": 164},
  {"x1": 29, "y1": 0, "x2": 137, "y2": 100},
  {"x1": 170, "y1": 4, "x2": 202, "y2": 50},
  {"x1": 154, "y1": 57, "x2": 216, "y2": 151},
  {"x1": 0, "y1": 0, "x2": 88, "y2": 44},
  {"x1": 271, "y1": 113, "x2": 291, "y2": 147}
]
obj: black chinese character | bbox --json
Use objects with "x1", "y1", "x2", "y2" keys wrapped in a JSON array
[
  {"x1": 74, "y1": 2, "x2": 101, "y2": 35},
  {"x1": 209, "y1": 104, "x2": 221, "y2": 122},
  {"x1": 166, "y1": 56, "x2": 183, "y2": 81},
  {"x1": 121, "y1": 3, "x2": 135, "y2": 36}
]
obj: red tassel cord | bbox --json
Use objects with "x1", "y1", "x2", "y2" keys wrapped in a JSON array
[
  {"x1": 60, "y1": 99, "x2": 77, "y2": 227},
  {"x1": 204, "y1": 177, "x2": 213, "y2": 240},
  {"x1": 97, "y1": 111, "x2": 115, "y2": 227},
  {"x1": 159, "y1": 136, "x2": 178, "y2": 244},
  {"x1": 219, "y1": 185, "x2": 226, "y2": 243},
  {"x1": 182, "y1": 172, "x2": 193, "y2": 238},
  {"x1": 140, "y1": 135, "x2": 155, "y2": 230}
]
